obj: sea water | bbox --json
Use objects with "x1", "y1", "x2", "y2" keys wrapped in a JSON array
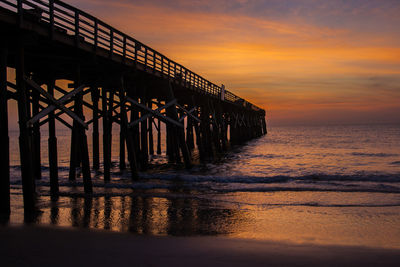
[{"x1": 7, "y1": 124, "x2": 400, "y2": 248}]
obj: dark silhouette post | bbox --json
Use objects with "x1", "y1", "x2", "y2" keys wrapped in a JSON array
[
  {"x1": 68, "y1": 122, "x2": 78, "y2": 181},
  {"x1": 119, "y1": 80, "x2": 138, "y2": 180},
  {"x1": 0, "y1": 43, "x2": 10, "y2": 216},
  {"x1": 16, "y1": 42, "x2": 35, "y2": 214},
  {"x1": 31, "y1": 83, "x2": 41, "y2": 180},
  {"x1": 102, "y1": 87, "x2": 112, "y2": 181},
  {"x1": 167, "y1": 82, "x2": 191, "y2": 168},
  {"x1": 91, "y1": 86, "x2": 100, "y2": 170},
  {"x1": 119, "y1": 126, "x2": 126, "y2": 170},
  {"x1": 148, "y1": 100, "x2": 154, "y2": 156},
  {"x1": 156, "y1": 118, "x2": 161, "y2": 155},
  {"x1": 140, "y1": 97, "x2": 149, "y2": 170},
  {"x1": 47, "y1": 78, "x2": 59, "y2": 198}
]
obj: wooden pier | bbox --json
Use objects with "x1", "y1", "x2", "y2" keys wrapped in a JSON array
[{"x1": 0, "y1": 0, "x2": 267, "y2": 217}]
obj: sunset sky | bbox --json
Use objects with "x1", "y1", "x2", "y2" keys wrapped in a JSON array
[{"x1": 15, "y1": 0, "x2": 400, "y2": 126}]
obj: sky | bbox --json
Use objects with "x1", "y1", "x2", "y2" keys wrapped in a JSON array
[{"x1": 10, "y1": 0, "x2": 400, "y2": 126}]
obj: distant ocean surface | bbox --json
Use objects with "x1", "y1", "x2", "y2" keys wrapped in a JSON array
[{"x1": 7, "y1": 124, "x2": 400, "y2": 248}]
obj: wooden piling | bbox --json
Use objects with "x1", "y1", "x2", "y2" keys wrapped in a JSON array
[
  {"x1": 262, "y1": 114, "x2": 267, "y2": 135},
  {"x1": 166, "y1": 118, "x2": 173, "y2": 161},
  {"x1": 0, "y1": 44, "x2": 10, "y2": 216},
  {"x1": 91, "y1": 87, "x2": 100, "y2": 170},
  {"x1": 201, "y1": 105, "x2": 213, "y2": 157},
  {"x1": 47, "y1": 79, "x2": 59, "y2": 198},
  {"x1": 75, "y1": 81, "x2": 92, "y2": 193},
  {"x1": 130, "y1": 95, "x2": 140, "y2": 166},
  {"x1": 156, "y1": 118, "x2": 161, "y2": 155},
  {"x1": 193, "y1": 106, "x2": 205, "y2": 160},
  {"x1": 119, "y1": 81, "x2": 138, "y2": 180},
  {"x1": 140, "y1": 97, "x2": 148, "y2": 170},
  {"x1": 68, "y1": 122, "x2": 78, "y2": 181},
  {"x1": 102, "y1": 87, "x2": 111, "y2": 181},
  {"x1": 31, "y1": 85, "x2": 41, "y2": 180},
  {"x1": 119, "y1": 126, "x2": 126, "y2": 170},
  {"x1": 148, "y1": 100, "x2": 154, "y2": 156},
  {"x1": 167, "y1": 82, "x2": 191, "y2": 168},
  {"x1": 16, "y1": 42, "x2": 35, "y2": 214},
  {"x1": 186, "y1": 110, "x2": 195, "y2": 150}
]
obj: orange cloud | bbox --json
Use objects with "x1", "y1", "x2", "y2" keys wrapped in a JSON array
[{"x1": 59, "y1": 1, "x2": 400, "y2": 125}]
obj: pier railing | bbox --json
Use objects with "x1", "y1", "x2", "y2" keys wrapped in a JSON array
[{"x1": 0, "y1": 0, "x2": 263, "y2": 112}]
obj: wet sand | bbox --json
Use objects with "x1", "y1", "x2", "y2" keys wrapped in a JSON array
[{"x1": 1, "y1": 225, "x2": 400, "y2": 267}]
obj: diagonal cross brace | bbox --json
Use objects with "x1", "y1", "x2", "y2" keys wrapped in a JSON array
[
  {"x1": 126, "y1": 97, "x2": 183, "y2": 128},
  {"x1": 239, "y1": 114, "x2": 246, "y2": 127},
  {"x1": 24, "y1": 76, "x2": 88, "y2": 129},
  {"x1": 176, "y1": 104, "x2": 201, "y2": 123},
  {"x1": 28, "y1": 84, "x2": 86, "y2": 126}
]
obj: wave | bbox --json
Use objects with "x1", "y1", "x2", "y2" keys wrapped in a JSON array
[
  {"x1": 139, "y1": 173, "x2": 400, "y2": 183},
  {"x1": 10, "y1": 181, "x2": 400, "y2": 195},
  {"x1": 11, "y1": 188, "x2": 400, "y2": 208},
  {"x1": 350, "y1": 152, "x2": 398, "y2": 157},
  {"x1": 9, "y1": 172, "x2": 400, "y2": 186}
]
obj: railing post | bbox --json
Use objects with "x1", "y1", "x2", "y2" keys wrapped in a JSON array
[
  {"x1": 94, "y1": 19, "x2": 98, "y2": 51},
  {"x1": 49, "y1": 0, "x2": 54, "y2": 39},
  {"x1": 74, "y1": 10, "x2": 79, "y2": 47},
  {"x1": 109, "y1": 29, "x2": 114, "y2": 57},
  {"x1": 0, "y1": 43, "x2": 10, "y2": 217},
  {"x1": 174, "y1": 63, "x2": 177, "y2": 78},
  {"x1": 144, "y1": 47, "x2": 148, "y2": 68},
  {"x1": 122, "y1": 36, "x2": 126, "y2": 62},
  {"x1": 134, "y1": 42, "x2": 138, "y2": 64},
  {"x1": 152, "y1": 52, "x2": 156, "y2": 72}
]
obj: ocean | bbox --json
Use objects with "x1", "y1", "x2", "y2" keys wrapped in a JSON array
[{"x1": 7, "y1": 124, "x2": 400, "y2": 248}]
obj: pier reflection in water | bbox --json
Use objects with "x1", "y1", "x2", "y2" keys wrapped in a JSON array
[{"x1": 12, "y1": 187, "x2": 242, "y2": 236}]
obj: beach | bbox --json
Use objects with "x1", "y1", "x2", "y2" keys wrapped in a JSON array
[
  {"x1": 3, "y1": 125, "x2": 400, "y2": 266},
  {"x1": 2, "y1": 225, "x2": 400, "y2": 267}
]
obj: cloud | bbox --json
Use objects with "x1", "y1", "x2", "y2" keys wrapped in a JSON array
[{"x1": 63, "y1": 0, "x2": 400, "y2": 124}]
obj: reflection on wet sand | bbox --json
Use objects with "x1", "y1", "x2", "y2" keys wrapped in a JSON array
[{"x1": 18, "y1": 186, "x2": 242, "y2": 237}]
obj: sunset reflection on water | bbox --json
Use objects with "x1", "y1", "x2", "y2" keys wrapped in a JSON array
[{"x1": 8, "y1": 188, "x2": 400, "y2": 249}]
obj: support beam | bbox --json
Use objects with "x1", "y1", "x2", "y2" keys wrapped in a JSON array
[
  {"x1": 74, "y1": 70, "x2": 92, "y2": 193},
  {"x1": 127, "y1": 97, "x2": 182, "y2": 128},
  {"x1": 156, "y1": 118, "x2": 161, "y2": 155},
  {"x1": 47, "y1": 79, "x2": 59, "y2": 199},
  {"x1": 186, "y1": 107, "x2": 195, "y2": 150},
  {"x1": 0, "y1": 44, "x2": 10, "y2": 216},
  {"x1": 119, "y1": 126, "x2": 126, "y2": 170},
  {"x1": 119, "y1": 81, "x2": 138, "y2": 180},
  {"x1": 148, "y1": 100, "x2": 154, "y2": 156},
  {"x1": 24, "y1": 77, "x2": 87, "y2": 129},
  {"x1": 140, "y1": 97, "x2": 148, "y2": 170},
  {"x1": 91, "y1": 87, "x2": 100, "y2": 170},
  {"x1": 130, "y1": 96, "x2": 140, "y2": 168},
  {"x1": 16, "y1": 43, "x2": 35, "y2": 214},
  {"x1": 102, "y1": 88, "x2": 113, "y2": 182},
  {"x1": 68, "y1": 121, "x2": 79, "y2": 181},
  {"x1": 31, "y1": 84, "x2": 41, "y2": 180},
  {"x1": 167, "y1": 82, "x2": 191, "y2": 168}
]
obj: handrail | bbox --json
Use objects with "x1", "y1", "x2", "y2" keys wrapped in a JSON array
[{"x1": 0, "y1": 0, "x2": 264, "y2": 112}]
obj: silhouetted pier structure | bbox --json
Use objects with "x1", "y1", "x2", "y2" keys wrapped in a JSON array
[{"x1": 0, "y1": 0, "x2": 267, "y2": 216}]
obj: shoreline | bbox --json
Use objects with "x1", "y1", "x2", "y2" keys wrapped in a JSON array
[{"x1": 1, "y1": 225, "x2": 400, "y2": 266}]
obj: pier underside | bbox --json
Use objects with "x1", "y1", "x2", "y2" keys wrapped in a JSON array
[{"x1": 0, "y1": 0, "x2": 267, "y2": 216}]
